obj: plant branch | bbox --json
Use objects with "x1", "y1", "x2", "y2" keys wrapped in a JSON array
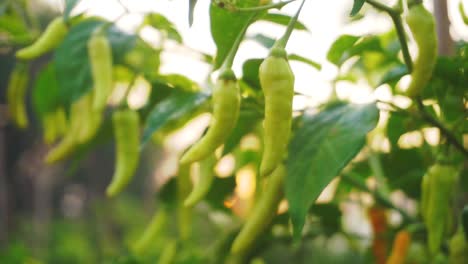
[
  {"x1": 116, "y1": 0, "x2": 130, "y2": 13},
  {"x1": 117, "y1": 74, "x2": 138, "y2": 109},
  {"x1": 231, "y1": 0, "x2": 296, "y2": 12},
  {"x1": 221, "y1": 13, "x2": 256, "y2": 70},
  {"x1": 341, "y1": 173, "x2": 415, "y2": 223},
  {"x1": 415, "y1": 98, "x2": 468, "y2": 157},
  {"x1": 275, "y1": 0, "x2": 306, "y2": 49},
  {"x1": 378, "y1": 99, "x2": 468, "y2": 157},
  {"x1": 366, "y1": 0, "x2": 397, "y2": 14},
  {"x1": 365, "y1": 0, "x2": 413, "y2": 72}
]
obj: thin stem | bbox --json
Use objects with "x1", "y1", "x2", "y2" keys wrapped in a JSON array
[
  {"x1": 415, "y1": 98, "x2": 468, "y2": 157},
  {"x1": 366, "y1": 0, "x2": 398, "y2": 14},
  {"x1": 96, "y1": 10, "x2": 128, "y2": 35},
  {"x1": 221, "y1": 13, "x2": 257, "y2": 70},
  {"x1": 390, "y1": 14, "x2": 413, "y2": 72},
  {"x1": 275, "y1": 0, "x2": 306, "y2": 49},
  {"x1": 116, "y1": 0, "x2": 130, "y2": 13},
  {"x1": 112, "y1": 10, "x2": 128, "y2": 24},
  {"x1": 377, "y1": 99, "x2": 468, "y2": 157},
  {"x1": 234, "y1": 0, "x2": 296, "y2": 12},
  {"x1": 368, "y1": 149, "x2": 390, "y2": 196},
  {"x1": 118, "y1": 74, "x2": 138, "y2": 109},
  {"x1": 341, "y1": 173, "x2": 415, "y2": 223},
  {"x1": 365, "y1": 0, "x2": 413, "y2": 72}
]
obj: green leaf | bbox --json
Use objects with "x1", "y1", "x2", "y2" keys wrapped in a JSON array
[
  {"x1": 288, "y1": 54, "x2": 321, "y2": 70},
  {"x1": 327, "y1": 35, "x2": 360, "y2": 66},
  {"x1": 249, "y1": 33, "x2": 275, "y2": 49},
  {"x1": 260, "y1": 13, "x2": 308, "y2": 31},
  {"x1": 157, "y1": 177, "x2": 177, "y2": 209},
  {"x1": 0, "y1": 14, "x2": 28, "y2": 36},
  {"x1": 327, "y1": 35, "x2": 383, "y2": 67},
  {"x1": 379, "y1": 64, "x2": 408, "y2": 86},
  {"x1": 141, "y1": 91, "x2": 209, "y2": 146},
  {"x1": 141, "y1": 80, "x2": 175, "y2": 117},
  {"x1": 381, "y1": 147, "x2": 428, "y2": 199},
  {"x1": 157, "y1": 74, "x2": 200, "y2": 92},
  {"x1": 386, "y1": 112, "x2": 424, "y2": 147},
  {"x1": 286, "y1": 102, "x2": 379, "y2": 239},
  {"x1": 0, "y1": 13, "x2": 32, "y2": 44},
  {"x1": 54, "y1": 18, "x2": 136, "y2": 106},
  {"x1": 386, "y1": 113, "x2": 407, "y2": 147},
  {"x1": 143, "y1": 13, "x2": 182, "y2": 43},
  {"x1": 64, "y1": 0, "x2": 81, "y2": 21},
  {"x1": 242, "y1": 58, "x2": 263, "y2": 90},
  {"x1": 310, "y1": 203, "x2": 342, "y2": 236},
  {"x1": 222, "y1": 106, "x2": 262, "y2": 156},
  {"x1": 124, "y1": 39, "x2": 161, "y2": 79},
  {"x1": 33, "y1": 63, "x2": 61, "y2": 117},
  {"x1": 350, "y1": 0, "x2": 366, "y2": 16},
  {"x1": 209, "y1": 0, "x2": 258, "y2": 69},
  {"x1": 205, "y1": 176, "x2": 236, "y2": 212}
]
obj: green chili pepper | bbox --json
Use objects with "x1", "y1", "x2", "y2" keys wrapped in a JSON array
[
  {"x1": 231, "y1": 164, "x2": 286, "y2": 256},
  {"x1": 106, "y1": 109, "x2": 140, "y2": 197},
  {"x1": 7, "y1": 64, "x2": 29, "y2": 129},
  {"x1": 259, "y1": 49, "x2": 294, "y2": 177},
  {"x1": 88, "y1": 30, "x2": 113, "y2": 110},
  {"x1": 424, "y1": 163, "x2": 459, "y2": 256},
  {"x1": 404, "y1": 3, "x2": 438, "y2": 98},
  {"x1": 16, "y1": 17, "x2": 68, "y2": 60},
  {"x1": 184, "y1": 154, "x2": 217, "y2": 207},
  {"x1": 180, "y1": 70, "x2": 240, "y2": 165}
]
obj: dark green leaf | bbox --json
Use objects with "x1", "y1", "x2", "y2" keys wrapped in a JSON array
[
  {"x1": 386, "y1": 113, "x2": 406, "y2": 147},
  {"x1": 288, "y1": 54, "x2": 321, "y2": 70},
  {"x1": 0, "y1": 14, "x2": 28, "y2": 36},
  {"x1": 222, "y1": 108, "x2": 262, "y2": 156},
  {"x1": 249, "y1": 33, "x2": 275, "y2": 49},
  {"x1": 310, "y1": 203, "x2": 342, "y2": 236},
  {"x1": 327, "y1": 35, "x2": 360, "y2": 65},
  {"x1": 157, "y1": 74, "x2": 200, "y2": 92},
  {"x1": 141, "y1": 80, "x2": 175, "y2": 118},
  {"x1": 286, "y1": 102, "x2": 379, "y2": 239},
  {"x1": 379, "y1": 64, "x2": 408, "y2": 86},
  {"x1": 143, "y1": 13, "x2": 182, "y2": 43},
  {"x1": 141, "y1": 91, "x2": 209, "y2": 146},
  {"x1": 54, "y1": 18, "x2": 136, "y2": 106},
  {"x1": 242, "y1": 58, "x2": 263, "y2": 90},
  {"x1": 33, "y1": 63, "x2": 61, "y2": 117},
  {"x1": 334, "y1": 161, "x2": 371, "y2": 200},
  {"x1": 381, "y1": 147, "x2": 429, "y2": 199},
  {"x1": 157, "y1": 177, "x2": 177, "y2": 209},
  {"x1": 210, "y1": 0, "x2": 258, "y2": 69},
  {"x1": 64, "y1": 0, "x2": 81, "y2": 21},
  {"x1": 346, "y1": 37, "x2": 383, "y2": 62},
  {"x1": 0, "y1": 12, "x2": 33, "y2": 44},
  {"x1": 124, "y1": 39, "x2": 161, "y2": 79},
  {"x1": 327, "y1": 35, "x2": 383, "y2": 67},
  {"x1": 205, "y1": 176, "x2": 236, "y2": 212},
  {"x1": 386, "y1": 112, "x2": 424, "y2": 147},
  {"x1": 350, "y1": 0, "x2": 366, "y2": 16},
  {"x1": 260, "y1": 13, "x2": 308, "y2": 31}
]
